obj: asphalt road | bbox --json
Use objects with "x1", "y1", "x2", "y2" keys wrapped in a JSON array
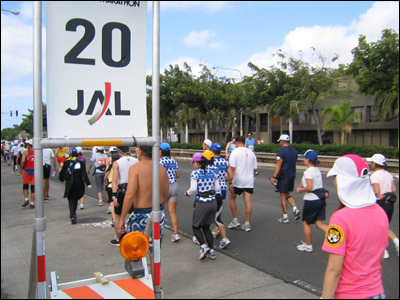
[{"x1": 56, "y1": 153, "x2": 399, "y2": 298}]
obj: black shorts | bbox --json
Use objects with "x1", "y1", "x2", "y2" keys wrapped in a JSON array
[
  {"x1": 113, "y1": 191, "x2": 125, "y2": 215},
  {"x1": 43, "y1": 164, "x2": 51, "y2": 179},
  {"x1": 277, "y1": 174, "x2": 295, "y2": 194},
  {"x1": 302, "y1": 199, "x2": 326, "y2": 224},
  {"x1": 233, "y1": 187, "x2": 254, "y2": 195},
  {"x1": 377, "y1": 200, "x2": 394, "y2": 223}
]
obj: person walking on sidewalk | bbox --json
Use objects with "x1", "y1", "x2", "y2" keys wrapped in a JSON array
[
  {"x1": 159, "y1": 142, "x2": 181, "y2": 242},
  {"x1": 75, "y1": 147, "x2": 87, "y2": 210},
  {"x1": 111, "y1": 146, "x2": 138, "y2": 246},
  {"x1": 88, "y1": 146, "x2": 108, "y2": 206},
  {"x1": 105, "y1": 152, "x2": 119, "y2": 228},
  {"x1": 295, "y1": 150, "x2": 328, "y2": 252},
  {"x1": 19, "y1": 139, "x2": 35, "y2": 208},
  {"x1": 185, "y1": 152, "x2": 220, "y2": 260},
  {"x1": 225, "y1": 137, "x2": 236, "y2": 160},
  {"x1": 42, "y1": 147, "x2": 57, "y2": 202},
  {"x1": 118, "y1": 145, "x2": 169, "y2": 279},
  {"x1": 321, "y1": 154, "x2": 388, "y2": 299},
  {"x1": 367, "y1": 153, "x2": 399, "y2": 258},
  {"x1": 269, "y1": 134, "x2": 301, "y2": 223},
  {"x1": 227, "y1": 135, "x2": 257, "y2": 232},
  {"x1": 59, "y1": 148, "x2": 92, "y2": 224},
  {"x1": 209, "y1": 143, "x2": 231, "y2": 249}
]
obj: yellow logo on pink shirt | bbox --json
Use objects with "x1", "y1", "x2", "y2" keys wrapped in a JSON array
[{"x1": 326, "y1": 225, "x2": 345, "y2": 247}]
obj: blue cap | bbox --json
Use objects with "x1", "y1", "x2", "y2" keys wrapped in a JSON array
[
  {"x1": 70, "y1": 148, "x2": 78, "y2": 156},
  {"x1": 160, "y1": 142, "x2": 170, "y2": 150},
  {"x1": 300, "y1": 149, "x2": 318, "y2": 162},
  {"x1": 209, "y1": 143, "x2": 221, "y2": 152}
]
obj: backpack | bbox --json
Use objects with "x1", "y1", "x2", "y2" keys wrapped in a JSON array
[{"x1": 64, "y1": 160, "x2": 77, "y2": 184}]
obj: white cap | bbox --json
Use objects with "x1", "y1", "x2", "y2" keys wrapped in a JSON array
[
  {"x1": 109, "y1": 146, "x2": 118, "y2": 153},
  {"x1": 366, "y1": 154, "x2": 386, "y2": 166},
  {"x1": 277, "y1": 134, "x2": 290, "y2": 142},
  {"x1": 75, "y1": 147, "x2": 83, "y2": 154},
  {"x1": 327, "y1": 154, "x2": 376, "y2": 209},
  {"x1": 26, "y1": 139, "x2": 33, "y2": 145},
  {"x1": 203, "y1": 139, "x2": 212, "y2": 147}
]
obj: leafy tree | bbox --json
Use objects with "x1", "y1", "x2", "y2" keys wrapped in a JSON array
[
  {"x1": 1, "y1": 126, "x2": 20, "y2": 141},
  {"x1": 322, "y1": 101, "x2": 360, "y2": 145},
  {"x1": 18, "y1": 104, "x2": 47, "y2": 137},
  {"x1": 347, "y1": 29, "x2": 399, "y2": 121}
]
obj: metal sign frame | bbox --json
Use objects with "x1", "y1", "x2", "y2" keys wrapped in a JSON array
[{"x1": 29, "y1": 2, "x2": 161, "y2": 298}]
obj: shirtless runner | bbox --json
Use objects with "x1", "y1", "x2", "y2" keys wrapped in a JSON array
[{"x1": 118, "y1": 145, "x2": 169, "y2": 278}]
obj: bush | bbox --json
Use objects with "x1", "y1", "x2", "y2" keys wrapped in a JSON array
[{"x1": 170, "y1": 142, "x2": 399, "y2": 159}]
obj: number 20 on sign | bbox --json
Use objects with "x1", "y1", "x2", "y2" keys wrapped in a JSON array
[{"x1": 46, "y1": 1, "x2": 148, "y2": 139}]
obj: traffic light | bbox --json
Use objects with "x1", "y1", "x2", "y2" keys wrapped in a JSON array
[
  {"x1": 10, "y1": 111, "x2": 12, "y2": 117},
  {"x1": 16, "y1": 110, "x2": 18, "y2": 117}
]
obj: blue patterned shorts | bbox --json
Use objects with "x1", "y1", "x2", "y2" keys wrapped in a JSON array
[
  {"x1": 366, "y1": 293, "x2": 386, "y2": 299},
  {"x1": 126, "y1": 206, "x2": 165, "y2": 254}
]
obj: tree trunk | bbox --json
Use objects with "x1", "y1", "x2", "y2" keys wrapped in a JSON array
[
  {"x1": 341, "y1": 131, "x2": 345, "y2": 145},
  {"x1": 185, "y1": 123, "x2": 189, "y2": 143},
  {"x1": 289, "y1": 118, "x2": 293, "y2": 144},
  {"x1": 205, "y1": 120, "x2": 208, "y2": 140},
  {"x1": 312, "y1": 101, "x2": 323, "y2": 146}
]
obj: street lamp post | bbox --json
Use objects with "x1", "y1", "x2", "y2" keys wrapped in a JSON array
[
  {"x1": 212, "y1": 66, "x2": 244, "y2": 136},
  {"x1": 1, "y1": 8, "x2": 20, "y2": 15}
]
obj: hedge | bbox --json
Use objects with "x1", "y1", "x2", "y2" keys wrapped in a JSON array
[{"x1": 170, "y1": 142, "x2": 399, "y2": 159}]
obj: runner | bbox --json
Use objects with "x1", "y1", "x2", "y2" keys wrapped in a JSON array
[
  {"x1": 159, "y1": 142, "x2": 181, "y2": 242},
  {"x1": 295, "y1": 150, "x2": 328, "y2": 252}
]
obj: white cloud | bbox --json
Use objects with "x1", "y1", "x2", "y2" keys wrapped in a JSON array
[
  {"x1": 184, "y1": 29, "x2": 215, "y2": 47},
  {"x1": 1, "y1": 15, "x2": 33, "y2": 82},
  {"x1": 237, "y1": 1, "x2": 399, "y2": 77},
  {"x1": 161, "y1": 57, "x2": 205, "y2": 77}
]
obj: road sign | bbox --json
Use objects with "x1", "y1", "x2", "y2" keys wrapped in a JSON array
[{"x1": 46, "y1": 1, "x2": 148, "y2": 139}]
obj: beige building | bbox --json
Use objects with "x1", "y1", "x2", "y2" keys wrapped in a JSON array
[{"x1": 181, "y1": 96, "x2": 398, "y2": 147}]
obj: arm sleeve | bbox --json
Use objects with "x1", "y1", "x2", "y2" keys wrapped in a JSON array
[{"x1": 187, "y1": 179, "x2": 198, "y2": 195}]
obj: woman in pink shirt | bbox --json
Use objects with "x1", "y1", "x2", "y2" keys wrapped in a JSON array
[{"x1": 321, "y1": 155, "x2": 389, "y2": 299}]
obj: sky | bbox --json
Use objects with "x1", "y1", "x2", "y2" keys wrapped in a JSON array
[{"x1": 1, "y1": 1, "x2": 399, "y2": 130}]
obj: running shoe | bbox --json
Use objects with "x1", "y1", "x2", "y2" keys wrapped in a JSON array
[
  {"x1": 212, "y1": 227, "x2": 220, "y2": 239},
  {"x1": 219, "y1": 238, "x2": 231, "y2": 250},
  {"x1": 29, "y1": 203, "x2": 35, "y2": 209},
  {"x1": 22, "y1": 200, "x2": 29, "y2": 207},
  {"x1": 171, "y1": 234, "x2": 181, "y2": 242},
  {"x1": 277, "y1": 216, "x2": 289, "y2": 224},
  {"x1": 199, "y1": 245, "x2": 210, "y2": 260},
  {"x1": 294, "y1": 209, "x2": 302, "y2": 220},
  {"x1": 227, "y1": 219, "x2": 241, "y2": 229},
  {"x1": 192, "y1": 236, "x2": 200, "y2": 245},
  {"x1": 71, "y1": 217, "x2": 77, "y2": 225},
  {"x1": 208, "y1": 249, "x2": 217, "y2": 260},
  {"x1": 297, "y1": 242, "x2": 313, "y2": 252},
  {"x1": 396, "y1": 242, "x2": 399, "y2": 257},
  {"x1": 97, "y1": 200, "x2": 104, "y2": 206},
  {"x1": 384, "y1": 249, "x2": 390, "y2": 259},
  {"x1": 110, "y1": 239, "x2": 120, "y2": 246},
  {"x1": 241, "y1": 223, "x2": 251, "y2": 232},
  {"x1": 79, "y1": 204, "x2": 84, "y2": 210}
]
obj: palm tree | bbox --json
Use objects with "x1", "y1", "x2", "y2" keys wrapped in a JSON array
[{"x1": 322, "y1": 101, "x2": 359, "y2": 145}]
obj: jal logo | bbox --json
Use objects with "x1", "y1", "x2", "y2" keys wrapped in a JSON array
[{"x1": 65, "y1": 82, "x2": 130, "y2": 125}]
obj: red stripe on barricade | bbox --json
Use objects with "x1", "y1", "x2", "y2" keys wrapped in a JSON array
[
  {"x1": 153, "y1": 222, "x2": 160, "y2": 240},
  {"x1": 154, "y1": 262, "x2": 161, "y2": 286},
  {"x1": 37, "y1": 255, "x2": 46, "y2": 282},
  {"x1": 63, "y1": 286, "x2": 104, "y2": 299},
  {"x1": 114, "y1": 278, "x2": 155, "y2": 299}
]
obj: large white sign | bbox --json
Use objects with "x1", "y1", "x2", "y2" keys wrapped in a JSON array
[{"x1": 46, "y1": 1, "x2": 147, "y2": 138}]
